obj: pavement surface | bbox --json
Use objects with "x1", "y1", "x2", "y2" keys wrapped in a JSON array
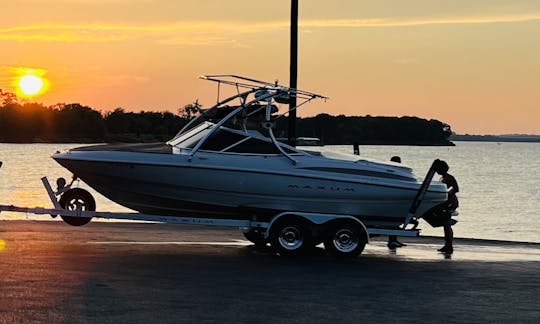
[{"x1": 0, "y1": 220, "x2": 539, "y2": 323}]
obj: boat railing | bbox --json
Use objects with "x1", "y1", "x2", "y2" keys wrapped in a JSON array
[{"x1": 200, "y1": 74, "x2": 328, "y2": 101}]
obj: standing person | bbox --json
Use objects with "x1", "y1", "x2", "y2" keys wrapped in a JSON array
[
  {"x1": 387, "y1": 156, "x2": 406, "y2": 249},
  {"x1": 435, "y1": 160, "x2": 459, "y2": 254}
]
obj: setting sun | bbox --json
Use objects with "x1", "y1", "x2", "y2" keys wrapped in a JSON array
[
  {"x1": 18, "y1": 75, "x2": 44, "y2": 96},
  {"x1": 10, "y1": 67, "x2": 49, "y2": 98}
]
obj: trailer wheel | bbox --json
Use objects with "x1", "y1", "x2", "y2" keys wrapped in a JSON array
[
  {"x1": 59, "y1": 188, "x2": 95, "y2": 226},
  {"x1": 242, "y1": 228, "x2": 267, "y2": 247},
  {"x1": 270, "y1": 218, "x2": 311, "y2": 256},
  {"x1": 324, "y1": 221, "x2": 366, "y2": 258}
]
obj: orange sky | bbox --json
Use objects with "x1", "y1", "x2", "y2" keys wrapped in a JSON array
[{"x1": 1, "y1": 0, "x2": 539, "y2": 135}]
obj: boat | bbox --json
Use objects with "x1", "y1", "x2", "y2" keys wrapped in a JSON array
[{"x1": 52, "y1": 75, "x2": 448, "y2": 230}]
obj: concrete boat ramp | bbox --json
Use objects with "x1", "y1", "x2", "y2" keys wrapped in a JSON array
[{"x1": 1, "y1": 221, "x2": 538, "y2": 323}]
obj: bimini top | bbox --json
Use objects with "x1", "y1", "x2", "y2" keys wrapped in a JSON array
[{"x1": 167, "y1": 75, "x2": 328, "y2": 163}]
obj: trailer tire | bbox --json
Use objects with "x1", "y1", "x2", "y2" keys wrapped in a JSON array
[
  {"x1": 323, "y1": 221, "x2": 366, "y2": 258},
  {"x1": 242, "y1": 228, "x2": 267, "y2": 247},
  {"x1": 270, "y1": 218, "x2": 312, "y2": 256},
  {"x1": 59, "y1": 188, "x2": 95, "y2": 226}
]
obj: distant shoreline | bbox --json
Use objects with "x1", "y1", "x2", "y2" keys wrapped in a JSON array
[
  {"x1": 0, "y1": 140, "x2": 455, "y2": 146},
  {"x1": 3, "y1": 139, "x2": 540, "y2": 145},
  {"x1": 4, "y1": 135, "x2": 540, "y2": 145},
  {"x1": 451, "y1": 134, "x2": 540, "y2": 143}
]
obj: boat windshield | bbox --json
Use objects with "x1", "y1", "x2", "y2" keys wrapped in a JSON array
[
  {"x1": 315, "y1": 148, "x2": 361, "y2": 162},
  {"x1": 168, "y1": 122, "x2": 298, "y2": 155}
]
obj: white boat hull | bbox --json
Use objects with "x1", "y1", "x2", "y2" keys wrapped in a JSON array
[{"x1": 53, "y1": 149, "x2": 448, "y2": 227}]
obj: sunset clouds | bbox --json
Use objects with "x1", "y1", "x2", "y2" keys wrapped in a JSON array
[
  {"x1": 2, "y1": 13, "x2": 540, "y2": 44},
  {"x1": 0, "y1": 1, "x2": 539, "y2": 134}
]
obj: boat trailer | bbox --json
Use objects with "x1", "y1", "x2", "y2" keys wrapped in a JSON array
[{"x1": 0, "y1": 160, "x2": 444, "y2": 258}]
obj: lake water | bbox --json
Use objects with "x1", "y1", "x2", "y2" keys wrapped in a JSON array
[{"x1": 1, "y1": 142, "x2": 539, "y2": 243}]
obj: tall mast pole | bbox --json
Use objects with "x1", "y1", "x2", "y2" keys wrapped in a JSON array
[{"x1": 288, "y1": 0, "x2": 298, "y2": 147}]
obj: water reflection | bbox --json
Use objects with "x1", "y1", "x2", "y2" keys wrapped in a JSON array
[
  {"x1": 0, "y1": 143, "x2": 132, "y2": 222},
  {"x1": 310, "y1": 142, "x2": 540, "y2": 243},
  {"x1": 366, "y1": 242, "x2": 540, "y2": 262}
]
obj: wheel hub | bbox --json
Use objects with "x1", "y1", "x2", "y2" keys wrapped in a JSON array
[
  {"x1": 333, "y1": 229, "x2": 358, "y2": 253},
  {"x1": 67, "y1": 198, "x2": 87, "y2": 211},
  {"x1": 278, "y1": 226, "x2": 303, "y2": 250}
]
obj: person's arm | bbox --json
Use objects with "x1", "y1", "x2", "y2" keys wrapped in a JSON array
[{"x1": 448, "y1": 174, "x2": 459, "y2": 195}]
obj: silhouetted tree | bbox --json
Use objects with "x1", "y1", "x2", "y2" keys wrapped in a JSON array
[
  {"x1": 178, "y1": 100, "x2": 201, "y2": 120},
  {"x1": 55, "y1": 103, "x2": 106, "y2": 141},
  {"x1": 0, "y1": 89, "x2": 17, "y2": 106},
  {"x1": 291, "y1": 114, "x2": 454, "y2": 146}
]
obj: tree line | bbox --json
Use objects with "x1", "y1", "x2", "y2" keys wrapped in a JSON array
[
  {"x1": 0, "y1": 90, "x2": 453, "y2": 145},
  {"x1": 287, "y1": 114, "x2": 453, "y2": 146},
  {"x1": 0, "y1": 102, "x2": 187, "y2": 143}
]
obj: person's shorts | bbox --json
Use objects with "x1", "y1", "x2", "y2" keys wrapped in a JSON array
[{"x1": 423, "y1": 205, "x2": 455, "y2": 228}]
